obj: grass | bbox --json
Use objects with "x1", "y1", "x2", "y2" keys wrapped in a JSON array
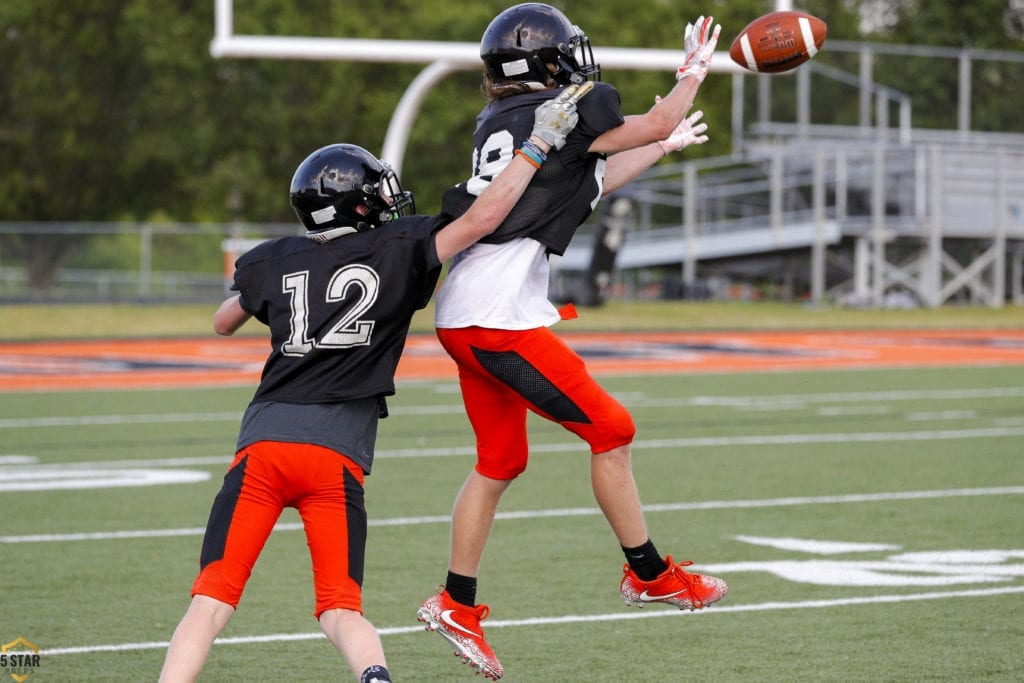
[
  {"x1": 2, "y1": 299, "x2": 1023, "y2": 340},
  {"x1": 2, "y1": 364, "x2": 1023, "y2": 680}
]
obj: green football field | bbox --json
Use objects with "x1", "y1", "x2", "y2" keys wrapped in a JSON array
[{"x1": 2, "y1": 361, "x2": 1022, "y2": 681}]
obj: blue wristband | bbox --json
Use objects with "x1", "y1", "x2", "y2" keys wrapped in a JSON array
[
  {"x1": 518, "y1": 144, "x2": 545, "y2": 167},
  {"x1": 520, "y1": 139, "x2": 548, "y2": 164}
]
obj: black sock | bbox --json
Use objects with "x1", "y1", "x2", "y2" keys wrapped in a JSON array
[
  {"x1": 622, "y1": 539, "x2": 667, "y2": 582},
  {"x1": 360, "y1": 665, "x2": 392, "y2": 683},
  {"x1": 445, "y1": 571, "x2": 477, "y2": 607}
]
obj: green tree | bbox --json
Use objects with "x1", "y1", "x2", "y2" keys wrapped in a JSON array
[
  {"x1": 1, "y1": 0, "x2": 1019, "y2": 293},
  {"x1": 1, "y1": 1, "x2": 146, "y2": 287},
  {"x1": 865, "y1": 0, "x2": 1024, "y2": 132}
]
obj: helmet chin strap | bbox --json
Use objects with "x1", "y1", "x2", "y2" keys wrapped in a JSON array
[
  {"x1": 553, "y1": 56, "x2": 589, "y2": 85},
  {"x1": 529, "y1": 55, "x2": 560, "y2": 86},
  {"x1": 307, "y1": 226, "x2": 358, "y2": 243}
]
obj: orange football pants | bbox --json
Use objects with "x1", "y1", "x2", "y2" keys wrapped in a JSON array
[
  {"x1": 437, "y1": 326, "x2": 636, "y2": 480},
  {"x1": 191, "y1": 440, "x2": 367, "y2": 618}
]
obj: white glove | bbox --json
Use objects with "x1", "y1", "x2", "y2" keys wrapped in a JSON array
[
  {"x1": 655, "y1": 98, "x2": 709, "y2": 154},
  {"x1": 676, "y1": 15, "x2": 721, "y2": 83},
  {"x1": 531, "y1": 81, "x2": 594, "y2": 150}
]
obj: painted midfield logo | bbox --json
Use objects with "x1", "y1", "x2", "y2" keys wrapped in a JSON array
[{"x1": 702, "y1": 536, "x2": 1024, "y2": 586}]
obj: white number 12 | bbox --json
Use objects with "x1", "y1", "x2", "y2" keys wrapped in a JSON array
[{"x1": 281, "y1": 265, "x2": 380, "y2": 356}]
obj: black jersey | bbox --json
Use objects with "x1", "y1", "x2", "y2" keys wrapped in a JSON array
[
  {"x1": 440, "y1": 82, "x2": 624, "y2": 256},
  {"x1": 233, "y1": 215, "x2": 443, "y2": 406}
]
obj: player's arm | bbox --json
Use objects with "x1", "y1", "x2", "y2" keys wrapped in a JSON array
[
  {"x1": 434, "y1": 82, "x2": 592, "y2": 262},
  {"x1": 213, "y1": 294, "x2": 252, "y2": 336},
  {"x1": 588, "y1": 16, "x2": 719, "y2": 155},
  {"x1": 602, "y1": 108, "x2": 708, "y2": 195}
]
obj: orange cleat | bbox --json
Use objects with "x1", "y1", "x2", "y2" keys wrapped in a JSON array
[
  {"x1": 417, "y1": 588, "x2": 504, "y2": 680},
  {"x1": 620, "y1": 556, "x2": 728, "y2": 610}
]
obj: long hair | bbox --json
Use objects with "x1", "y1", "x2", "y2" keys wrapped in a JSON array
[{"x1": 481, "y1": 72, "x2": 555, "y2": 101}]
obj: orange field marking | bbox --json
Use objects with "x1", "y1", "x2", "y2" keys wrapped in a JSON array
[{"x1": 1, "y1": 329, "x2": 1023, "y2": 392}]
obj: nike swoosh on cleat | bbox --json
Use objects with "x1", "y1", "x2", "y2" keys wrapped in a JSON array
[
  {"x1": 638, "y1": 589, "x2": 688, "y2": 601},
  {"x1": 439, "y1": 609, "x2": 482, "y2": 638}
]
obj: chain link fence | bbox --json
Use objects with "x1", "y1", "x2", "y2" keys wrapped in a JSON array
[{"x1": 0, "y1": 222, "x2": 301, "y2": 303}]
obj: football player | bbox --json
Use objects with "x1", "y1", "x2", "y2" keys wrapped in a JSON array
[
  {"x1": 417, "y1": 4, "x2": 726, "y2": 679},
  {"x1": 158, "y1": 84, "x2": 591, "y2": 683}
]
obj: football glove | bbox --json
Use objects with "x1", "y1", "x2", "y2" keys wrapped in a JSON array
[
  {"x1": 531, "y1": 81, "x2": 594, "y2": 150},
  {"x1": 676, "y1": 15, "x2": 721, "y2": 83},
  {"x1": 654, "y1": 98, "x2": 709, "y2": 154}
]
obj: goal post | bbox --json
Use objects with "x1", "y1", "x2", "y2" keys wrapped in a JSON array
[{"x1": 209, "y1": 0, "x2": 747, "y2": 173}]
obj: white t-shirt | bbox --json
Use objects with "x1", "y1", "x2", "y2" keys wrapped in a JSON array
[{"x1": 434, "y1": 237, "x2": 562, "y2": 330}]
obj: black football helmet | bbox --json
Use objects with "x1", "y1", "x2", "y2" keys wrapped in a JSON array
[
  {"x1": 289, "y1": 144, "x2": 415, "y2": 234},
  {"x1": 480, "y1": 3, "x2": 600, "y2": 86}
]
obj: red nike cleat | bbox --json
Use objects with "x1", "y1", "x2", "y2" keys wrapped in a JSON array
[
  {"x1": 417, "y1": 588, "x2": 503, "y2": 680},
  {"x1": 620, "y1": 555, "x2": 727, "y2": 610}
]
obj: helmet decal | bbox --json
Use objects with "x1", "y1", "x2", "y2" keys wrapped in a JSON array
[
  {"x1": 310, "y1": 205, "x2": 338, "y2": 225},
  {"x1": 289, "y1": 144, "x2": 415, "y2": 234},
  {"x1": 502, "y1": 58, "x2": 531, "y2": 78}
]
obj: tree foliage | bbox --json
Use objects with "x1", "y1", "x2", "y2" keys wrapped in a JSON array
[{"x1": 0, "y1": 0, "x2": 1020, "y2": 288}]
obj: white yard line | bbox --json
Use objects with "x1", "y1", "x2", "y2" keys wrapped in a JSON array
[
  {"x1": 3, "y1": 485, "x2": 1022, "y2": 544},
  {"x1": 2, "y1": 386, "x2": 1022, "y2": 429},
  {"x1": 4, "y1": 423, "x2": 1023, "y2": 469},
  {"x1": 0, "y1": 412, "x2": 243, "y2": 428},
  {"x1": 38, "y1": 585, "x2": 1024, "y2": 656},
  {"x1": 374, "y1": 425, "x2": 1024, "y2": 458}
]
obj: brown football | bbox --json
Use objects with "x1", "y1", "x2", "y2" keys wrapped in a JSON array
[{"x1": 729, "y1": 11, "x2": 827, "y2": 74}]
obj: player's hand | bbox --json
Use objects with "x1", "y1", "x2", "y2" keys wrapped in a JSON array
[
  {"x1": 676, "y1": 15, "x2": 721, "y2": 83},
  {"x1": 655, "y1": 98, "x2": 708, "y2": 154},
  {"x1": 531, "y1": 81, "x2": 594, "y2": 150}
]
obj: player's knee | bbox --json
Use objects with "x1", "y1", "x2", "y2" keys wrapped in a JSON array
[
  {"x1": 505, "y1": 459, "x2": 528, "y2": 479},
  {"x1": 607, "y1": 403, "x2": 636, "y2": 444},
  {"x1": 476, "y1": 441, "x2": 529, "y2": 480},
  {"x1": 317, "y1": 605, "x2": 363, "y2": 623},
  {"x1": 476, "y1": 450, "x2": 528, "y2": 480},
  {"x1": 476, "y1": 459, "x2": 526, "y2": 481},
  {"x1": 314, "y1": 585, "x2": 363, "y2": 620},
  {"x1": 582, "y1": 405, "x2": 636, "y2": 454}
]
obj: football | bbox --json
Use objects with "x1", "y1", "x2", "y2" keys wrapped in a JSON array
[{"x1": 729, "y1": 11, "x2": 827, "y2": 74}]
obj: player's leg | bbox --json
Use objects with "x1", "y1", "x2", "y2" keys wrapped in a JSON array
[
  {"x1": 319, "y1": 609, "x2": 390, "y2": 682},
  {"x1": 437, "y1": 326, "x2": 643, "y2": 545},
  {"x1": 590, "y1": 443, "x2": 648, "y2": 547},
  {"x1": 511, "y1": 330, "x2": 648, "y2": 544},
  {"x1": 161, "y1": 446, "x2": 284, "y2": 680},
  {"x1": 294, "y1": 444, "x2": 391, "y2": 681},
  {"x1": 449, "y1": 470, "x2": 514, "y2": 577},
  {"x1": 419, "y1": 467, "x2": 509, "y2": 681},
  {"x1": 159, "y1": 595, "x2": 234, "y2": 682},
  {"x1": 477, "y1": 327, "x2": 641, "y2": 538},
  {"x1": 486, "y1": 328, "x2": 728, "y2": 610},
  {"x1": 418, "y1": 328, "x2": 520, "y2": 680},
  {"x1": 437, "y1": 326, "x2": 531, "y2": 579},
  {"x1": 448, "y1": 357, "x2": 524, "y2": 579},
  {"x1": 589, "y1": 442, "x2": 727, "y2": 608}
]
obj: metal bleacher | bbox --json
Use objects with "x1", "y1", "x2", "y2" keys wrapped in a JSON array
[{"x1": 554, "y1": 40, "x2": 1024, "y2": 308}]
